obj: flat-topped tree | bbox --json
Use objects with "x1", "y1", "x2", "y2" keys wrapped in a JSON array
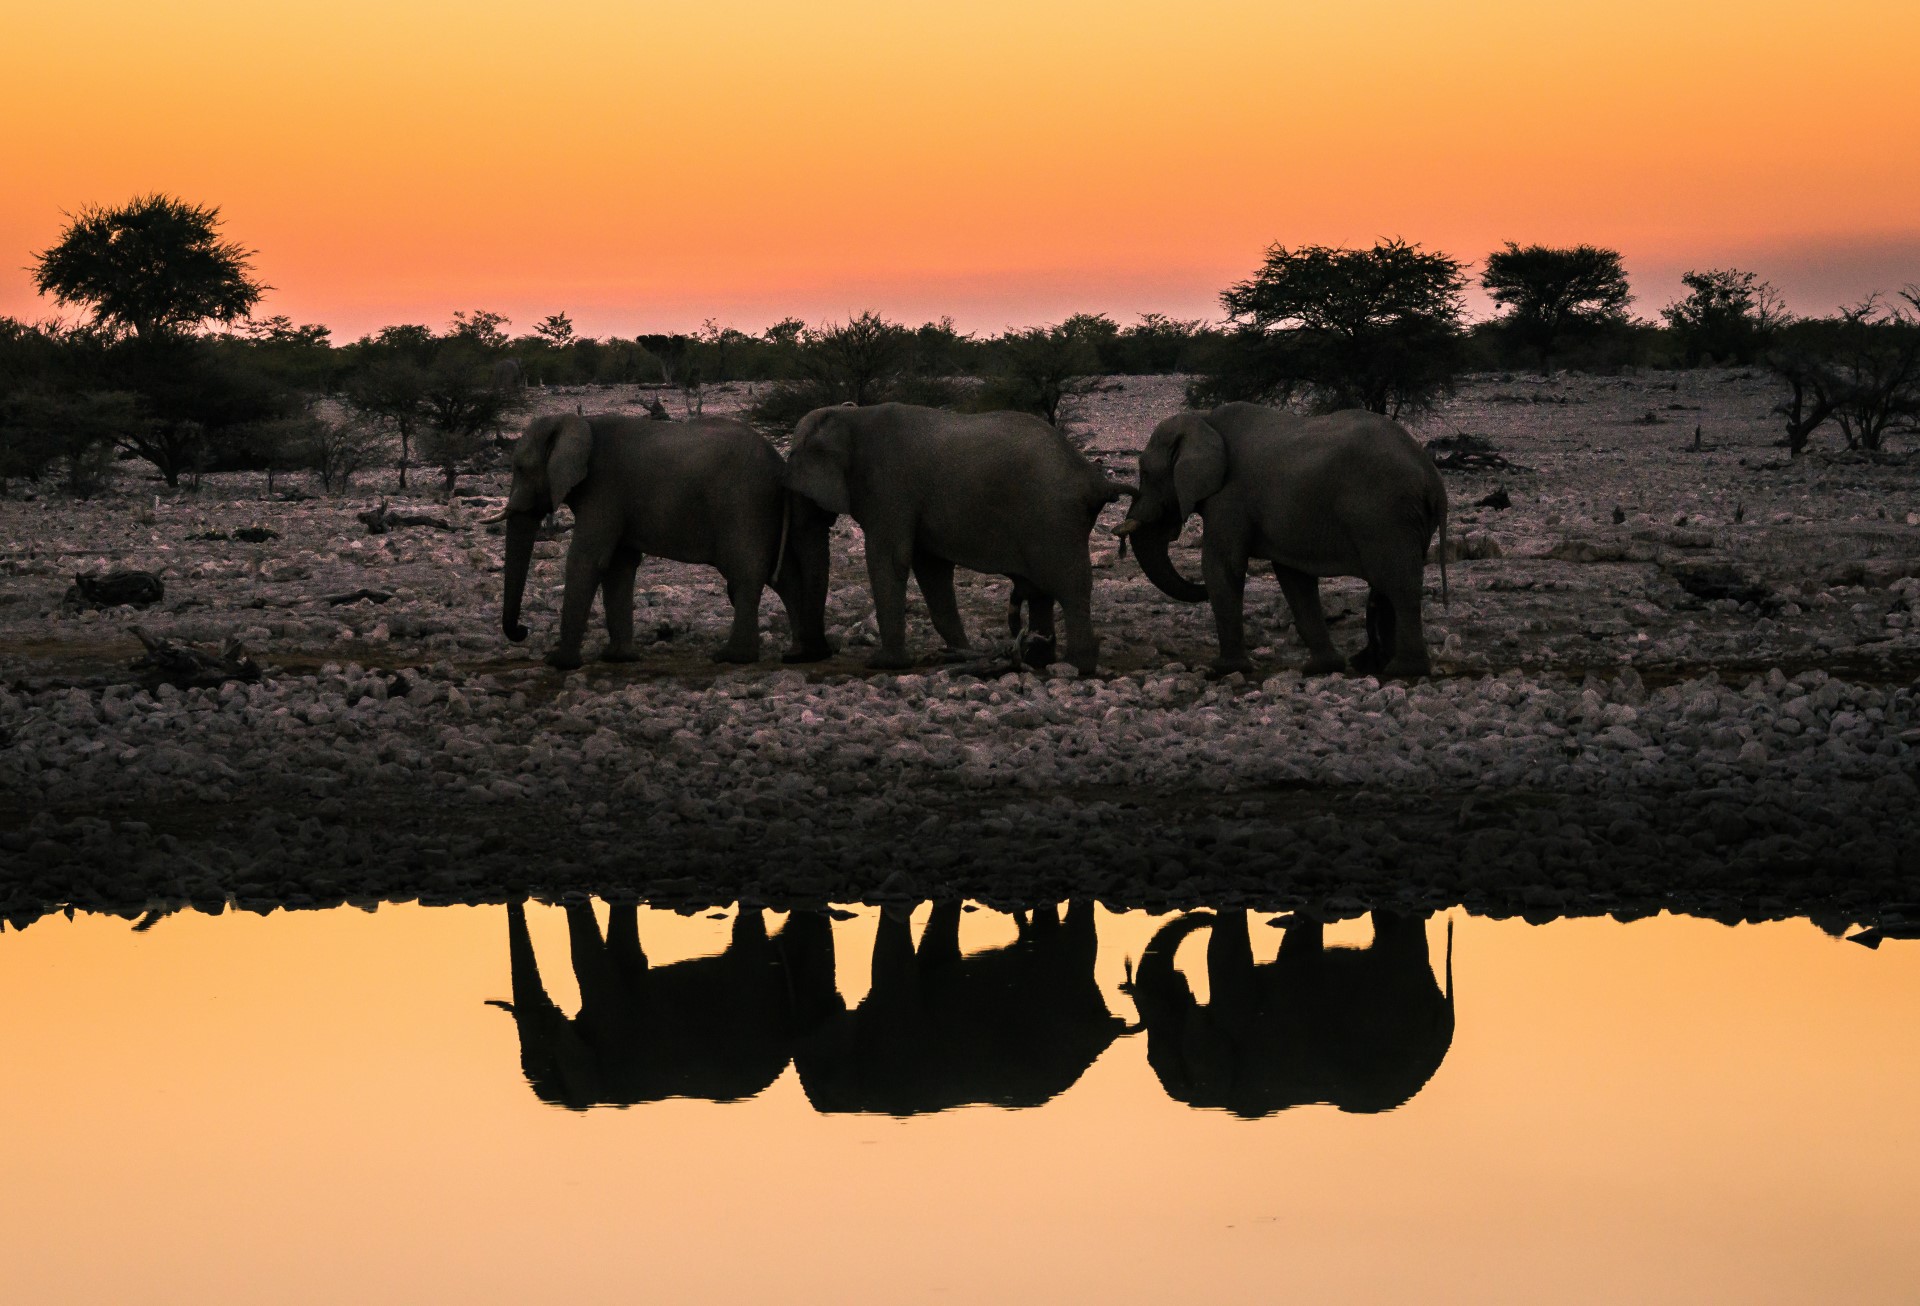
[
  {"x1": 1195, "y1": 238, "x2": 1469, "y2": 417},
  {"x1": 1480, "y1": 242, "x2": 1633, "y2": 373},
  {"x1": 31, "y1": 194, "x2": 264, "y2": 340},
  {"x1": 29, "y1": 195, "x2": 288, "y2": 485}
]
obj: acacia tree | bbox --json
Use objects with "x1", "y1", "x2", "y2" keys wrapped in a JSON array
[
  {"x1": 1766, "y1": 292, "x2": 1920, "y2": 454},
  {"x1": 976, "y1": 321, "x2": 1104, "y2": 429},
  {"x1": 1194, "y1": 239, "x2": 1468, "y2": 416},
  {"x1": 29, "y1": 195, "x2": 284, "y2": 484},
  {"x1": 31, "y1": 194, "x2": 265, "y2": 339},
  {"x1": 1662, "y1": 268, "x2": 1788, "y2": 366},
  {"x1": 1480, "y1": 242, "x2": 1632, "y2": 372},
  {"x1": 416, "y1": 343, "x2": 523, "y2": 498}
]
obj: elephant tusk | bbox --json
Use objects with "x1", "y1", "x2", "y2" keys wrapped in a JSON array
[
  {"x1": 478, "y1": 509, "x2": 511, "y2": 524},
  {"x1": 1111, "y1": 518, "x2": 1141, "y2": 537}
]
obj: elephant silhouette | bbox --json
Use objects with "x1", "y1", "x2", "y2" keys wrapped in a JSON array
[
  {"x1": 492, "y1": 900, "x2": 838, "y2": 1110},
  {"x1": 1127, "y1": 909, "x2": 1454, "y2": 1117},
  {"x1": 793, "y1": 900, "x2": 1136, "y2": 1115}
]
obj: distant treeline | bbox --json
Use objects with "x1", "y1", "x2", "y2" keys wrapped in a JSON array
[{"x1": 3, "y1": 194, "x2": 1917, "y2": 498}]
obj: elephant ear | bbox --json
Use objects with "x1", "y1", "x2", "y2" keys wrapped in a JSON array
[
  {"x1": 786, "y1": 409, "x2": 852, "y2": 516},
  {"x1": 545, "y1": 414, "x2": 594, "y2": 509},
  {"x1": 1172, "y1": 414, "x2": 1228, "y2": 520}
]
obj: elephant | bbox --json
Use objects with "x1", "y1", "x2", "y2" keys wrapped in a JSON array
[
  {"x1": 784, "y1": 403, "x2": 1130, "y2": 674},
  {"x1": 489, "y1": 357, "x2": 525, "y2": 392},
  {"x1": 792, "y1": 901, "x2": 1135, "y2": 1115},
  {"x1": 490, "y1": 901, "x2": 840, "y2": 1110},
  {"x1": 1114, "y1": 404, "x2": 1448, "y2": 678},
  {"x1": 498, "y1": 413, "x2": 834, "y2": 668},
  {"x1": 1126, "y1": 909, "x2": 1455, "y2": 1117}
]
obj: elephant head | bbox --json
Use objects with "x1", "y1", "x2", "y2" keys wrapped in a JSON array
[
  {"x1": 499, "y1": 413, "x2": 593, "y2": 642},
  {"x1": 1113, "y1": 412, "x2": 1219, "y2": 602},
  {"x1": 491, "y1": 900, "x2": 841, "y2": 1110},
  {"x1": 1127, "y1": 908, "x2": 1455, "y2": 1118},
  {"x1": 783, "y1": 406, "x2": 854, "y2": 516}
]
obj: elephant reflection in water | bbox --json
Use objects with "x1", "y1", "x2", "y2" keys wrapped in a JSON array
[
  {"x1": 493, "y1": 900, "x2": 837, "y2": 1110},
  {"x1": 794, "y1": 900, "x2": 1134, "y2": 1115},
  {"x1": 1128, "y1": 909, "x2": 1454, "y2": 1118}
]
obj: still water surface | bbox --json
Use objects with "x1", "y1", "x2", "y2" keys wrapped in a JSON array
[{"x1": 1, "y1": 902, "x2": 1916, "y2": 1304}]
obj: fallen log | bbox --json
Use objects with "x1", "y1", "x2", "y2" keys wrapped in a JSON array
[
  {"x1": 127, "y1": 626, "x2": 262, "y2": 690},
  {"x1": 63, "y1": 570, "x2": 165, "y2": 611},
  {"x1": 357, "y1": 499, "x2": 456, "y2": 534}
]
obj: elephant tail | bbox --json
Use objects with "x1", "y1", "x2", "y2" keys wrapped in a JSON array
[
  {"x1": 771, "y1": 493, "x2": 791, "y2": 586},
  {"x1": 1444, "y1": 915, "x2": 1455, "y2": 1007}
]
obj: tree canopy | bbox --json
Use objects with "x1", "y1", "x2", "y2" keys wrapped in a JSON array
[
  {"x1": 1662, "y1": 268, "x2": 1787, "y2": 366},
  {"x1": 1195, "y1": 238, "x2": 1468, "y2": 415},
  {"x1": 31, "y1": 194, "x2": 265, "y2": 339},
  {"x1": 1480, "y1": 242, "x2": 1632, "y2": 371}
]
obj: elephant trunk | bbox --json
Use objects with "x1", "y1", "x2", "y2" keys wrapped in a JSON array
[
  {"x1": 501, "y1": 509, "x2": 541, "y2": 642},
  {"x1": 1126, "y1": 515, "x2": 1208, "y2": 602},
  {"x1": 1128, "y1": 911, "x2": 1214, "y2": 1008}
]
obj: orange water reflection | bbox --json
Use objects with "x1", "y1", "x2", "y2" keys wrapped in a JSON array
[{"x1": 1, "y1": 903, "x2": 1916, "y2": 1303}]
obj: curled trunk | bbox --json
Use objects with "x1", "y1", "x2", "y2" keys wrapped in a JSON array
[
  {"x1": 1128, "y1": 516, "x2": 1207, "y2": 602},
  {"x1": 501, "y1": 510, "x2": 540, "y2": 641}
]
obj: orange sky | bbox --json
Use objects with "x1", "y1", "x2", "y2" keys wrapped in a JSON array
[{"x1": 3, "y1": 1, "x2": 1917, "y2": 338}]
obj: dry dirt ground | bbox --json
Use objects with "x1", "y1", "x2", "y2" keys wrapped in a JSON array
[{"x1": 3, "y1": 371, "x2": 1919, "y2": 933}]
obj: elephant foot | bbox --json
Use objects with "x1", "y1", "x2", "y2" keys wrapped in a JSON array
[
  {"x1": 1350, "y1": 645, "x2": 1387, "y2": 675},
  {"x1": 781, "y1": 639, "x2": 835, "y2": 664},
  {"x1": 711, "y1": 643, "x2": 761, "y2": 665},
  {"x1": 866, "y1": 649, "x2": 916, "y2": 672},
  {"x1": 601, "y1": 646, "x2": 641, "y2": 664},
  {"x1": 1301, "y1": 652, "x2": 1348, "y2": 676},
  {"x1": 1382, "y1": 654, "x2": 1433, "y2": 680},
  {"x1": 543, "y1": 648, "x2": 584, "y2": 671},
  {"x1": 1206, "y1": 656, "x2": 1254, "y2": 680},
  {"x1": 1020, "y1": 637, "x2": 1057, "y2": 670}
]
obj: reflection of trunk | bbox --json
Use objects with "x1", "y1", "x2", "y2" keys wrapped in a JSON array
[
  {"x1": 1129, "y1": 517, "x2": 1207, "y2": 602},
  {"x1": 502, "y1": 511, "x2": 540, "y2": 641}
]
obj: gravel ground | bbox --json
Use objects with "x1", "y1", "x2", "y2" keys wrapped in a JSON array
[{"x1": 4, "y1": 371, "x2": 1920, "y2": 930}]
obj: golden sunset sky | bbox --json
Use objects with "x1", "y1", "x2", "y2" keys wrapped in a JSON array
[{"x1": 3, "y1": 0, "x2": 1916, "y2": 338}]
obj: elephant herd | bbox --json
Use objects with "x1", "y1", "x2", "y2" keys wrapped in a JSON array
[
  {"x1": 491, "y1": 902, "x2": 1456, "y2": 1118},
  {"x1": 496, "y1": 400, "x2": 1449, "y2": 679}
]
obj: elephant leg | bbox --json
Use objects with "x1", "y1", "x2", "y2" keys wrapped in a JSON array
[
  {"x1": 600, "y1": 548, "x2": 643, "y2": 662},
  {"x1": 1021, "y1": 582, "x2": 1061, "y2": 670},
  {"x1": 1208, "y1": 909, "x2": 1258, "y2": 1011},
  {"x1": 1061, "y1": 899, "x2": 1098, "y2": 970},
  {"x1": 1359, "y1": 545, "x2": 1431, "y2": 678},
  {"x1": 1201, "y1": 543, "x2": 1253, "y2": 676},
  {"x1": 731, "y1": 905, "x2": 769, "y2": 947},
  {"x1": 772, "y1": 506, "x2": 834, "y2": 662},
  {"x1": 1351, "y1": 587, "x2": 1393, "y2": 676},
  {"x1": 1274, "y1": 565, "x2": 1346, "y2": 675},
  {"x1": 1274, "y1": 915, "x2": 1326, "y2": 977},
  {"x1": 918, "y1": 901, "x2": 964, "y2": 976},
  {"x1": 605, "y1": 901, "x2": 648, "y2": 985},
  {"x1": 865, "y1": 540, "x2": 916, "y2": 670},
  {"x1": 775, "y1": 909, "x2": 844, "y2": 1031},
  {"x1": 866, "y1": 906, "x2": 921, "y2": 1013},
  {"x1": 1057, "y1": 577, "x2": 1098, "y2": 675},
  {"x1": 912, "y1": 551, "x2": 971, "y2": 657},
  {"x1": 565, "y1": 901, "x2": 618, "y2": 1011},
  {"x1": 547, "y1": 547, "x2": 605, "y2": 669},
  {"x1": 1381, "y1": 577, "x2": 1432, "y2": 679},
  {"x1": 712, "y1": 565, "x2": 764, "y2": 663}
]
